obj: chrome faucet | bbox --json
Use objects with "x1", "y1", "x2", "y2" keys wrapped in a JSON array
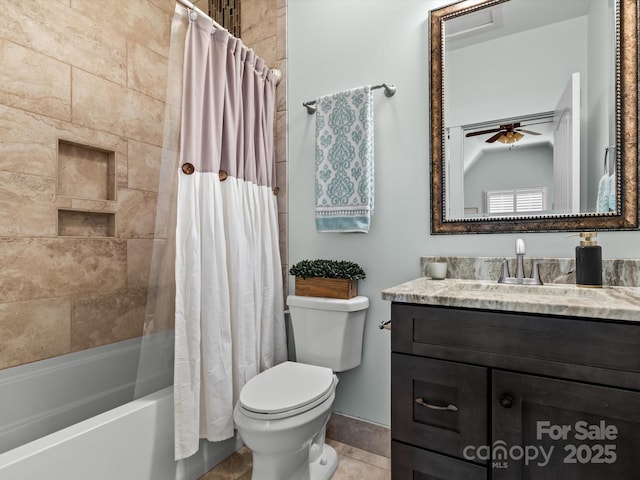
[{"x1": 498, "y1": 238, "x2": 543, "y2": 285}]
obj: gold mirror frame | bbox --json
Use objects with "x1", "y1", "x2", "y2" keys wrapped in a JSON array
[{"x1": 430, "y1": 0, "x2": 638, "y2": 234}]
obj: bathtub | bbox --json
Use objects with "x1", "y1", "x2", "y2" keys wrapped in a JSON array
[{"x1": 0, "y1": 332, "x2": 242, "y2": 480}]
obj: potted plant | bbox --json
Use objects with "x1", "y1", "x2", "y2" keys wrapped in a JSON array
[{"x1": 289, "y1": 259, "x2": 366, "y2": 299}]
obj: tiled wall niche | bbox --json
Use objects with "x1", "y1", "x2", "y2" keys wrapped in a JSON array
[
  {"x1": 58, "y1": 210, "x2": 116, "y2": 237},
  {"x1": 57, "y1": 140, "x2": 116, "y2": 201},
  {"x1": 57, "y1": 140, "x2": 117, "y2": 238}
]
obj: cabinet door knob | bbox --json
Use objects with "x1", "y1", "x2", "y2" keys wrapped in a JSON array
[
  {"x1": 499, "y1": 394, "x2": 514, "y2": 409},
  {"x1": 414, "y1": 397, "x2": 459, "y2": 412}
]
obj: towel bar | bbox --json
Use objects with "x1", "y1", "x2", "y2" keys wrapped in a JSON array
[
  {"x1": 604, "y1": 145, "x2": 616, "y2": 175},
  {"x1": 302, "y1": 83, "x2": 396, "y2": 114}
]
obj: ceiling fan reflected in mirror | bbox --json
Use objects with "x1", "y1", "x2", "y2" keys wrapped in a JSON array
[{"x1": 465, "y1": 121, "x2": 549, "y2": 144}]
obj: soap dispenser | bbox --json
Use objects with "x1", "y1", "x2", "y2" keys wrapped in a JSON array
[{"x1": 573, "y1": 232, "x2": 602, "y2": 288}]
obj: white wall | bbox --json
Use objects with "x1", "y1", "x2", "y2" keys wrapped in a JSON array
[
  {"x1": 446, "y1": 15, "x2": 588, "y2": 126},
  {"x1": 464, "y1": 145, "x2": 554, "y2": 214},
  {"x1": 287, "y1": 0, "x2": 640, "y2": 428},
  {"x1": 586, "y1": 0, "x2": 616, "y2": 210}
]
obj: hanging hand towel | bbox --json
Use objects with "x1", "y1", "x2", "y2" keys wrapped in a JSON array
[
  {"x1": 608, "y1": 171, "x2": 616, "y2": 212},
  {"x1": 314, "y1": 86, "x2": 374, "y2": 233},
  {"x1": 596, "y1": 173, "x2": 610, "y2": 212}
]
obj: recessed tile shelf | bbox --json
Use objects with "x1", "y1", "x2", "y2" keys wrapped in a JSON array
[
  {"x1": 57, "y1": 140, "x2": 115, "y2": 201},
  {"x1": 56, "y1": 140, "x2": 117, "y2": 238},
  {"x1": 58, "y1": 210, "x2": 116, "y2": 237}
]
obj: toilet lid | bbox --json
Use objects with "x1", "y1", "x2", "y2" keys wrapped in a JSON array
[{"x1": 239, "y1": 362, "x2": 335, "y2": 414}]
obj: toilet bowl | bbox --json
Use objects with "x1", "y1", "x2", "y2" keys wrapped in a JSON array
[
  {"x1": 233, "y1": 361, "x2": 339, "y2": 480},
  {"x1": 234, "y1": 295, "x2": 369, "y2": 480}
]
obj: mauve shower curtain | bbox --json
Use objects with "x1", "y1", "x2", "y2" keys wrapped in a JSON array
[{"x1": 174, "y1": 12, "x2": 286, "y2": 460}]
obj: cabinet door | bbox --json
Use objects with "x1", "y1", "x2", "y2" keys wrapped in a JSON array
[
  {"x1": 492, "y1": 370, "x2": 640, "y2": 479},
  {"x1": 392, "y1": 353, "x2": 487, "y2": 461},
  {"x1": 392, "y1": 441, "x2": 486, "y2": 480}
]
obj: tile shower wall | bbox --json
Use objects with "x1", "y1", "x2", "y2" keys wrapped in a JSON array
[
  {"x1": 0, "y1": 0, "x2": 174, "y2": 369},
  {"x1": 0, "y1": 0, "x2": 287, "y2": 370}
]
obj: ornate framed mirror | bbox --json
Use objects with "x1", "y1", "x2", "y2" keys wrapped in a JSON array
[{"x1": 430, "y1": 0, "x2": 638, "y2": 233}]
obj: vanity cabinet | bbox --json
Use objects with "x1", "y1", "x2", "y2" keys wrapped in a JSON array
[{"x1": 390, "y1": 303, "x2": 640, "y2": 479}]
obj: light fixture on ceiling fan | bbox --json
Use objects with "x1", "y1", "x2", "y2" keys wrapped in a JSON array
[{"x1": 465, "y1": 121, "x2": 544, "y2": 144}]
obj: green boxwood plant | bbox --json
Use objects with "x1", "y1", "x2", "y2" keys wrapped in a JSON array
[{"x1": 289, "y1": 259, "x2": 366, "y2": 280}]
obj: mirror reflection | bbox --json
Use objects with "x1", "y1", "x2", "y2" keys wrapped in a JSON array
[{"x1": 443, "y1": 0, "x2": 616, "y2": 220}]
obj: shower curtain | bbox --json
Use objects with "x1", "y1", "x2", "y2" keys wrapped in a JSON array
[{"x1": 174, "y1": 12, "x2": 286, "y2": 460}]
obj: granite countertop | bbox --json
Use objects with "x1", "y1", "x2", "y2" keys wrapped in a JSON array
[{"x1": 382, "y1": 277, "x2": 640, "y2": 322}]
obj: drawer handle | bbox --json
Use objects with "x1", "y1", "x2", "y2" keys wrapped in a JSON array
[{"x1": 414, "y1": 397, "x2": 459, "y2": 412}]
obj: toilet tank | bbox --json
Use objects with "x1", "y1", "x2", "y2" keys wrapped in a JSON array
[{"x1": 286, "y1": 295, "x2": 369, "y2": 372}]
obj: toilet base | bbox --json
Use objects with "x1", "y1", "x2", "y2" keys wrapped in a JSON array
[
  {"x1": 309, "y1": 444, "x2": 339, "y2": 480},
  {"x1": 249, "y1": 443, "x2": 339, "y2": 480}
]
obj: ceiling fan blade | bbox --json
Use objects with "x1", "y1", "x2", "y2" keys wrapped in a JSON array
[
  {"x1": 520, "y1": 120, "x2": 553, "y2": 127},
  {"x1": 465, "y1": 127, "x2": 502, "y2": 137},
  {"x1": 486, "y1": 132, "x2": 504, "y2": 143},
  {"x1": 515, "y1": 129, "x2": 541, "y2": 135}
]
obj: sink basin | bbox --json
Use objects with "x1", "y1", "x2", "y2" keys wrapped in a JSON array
[{"x1": 444, "y1": 281, "x2": 604, "y2": 298}]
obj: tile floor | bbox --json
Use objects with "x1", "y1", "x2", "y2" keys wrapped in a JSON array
[{"x1": 198, "y1": 439, "x2": 391, "y2": 480}]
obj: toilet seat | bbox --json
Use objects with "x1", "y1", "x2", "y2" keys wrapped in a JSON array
[{"x1": 239, "y1": 362, "x2": 336, "y2": 420}]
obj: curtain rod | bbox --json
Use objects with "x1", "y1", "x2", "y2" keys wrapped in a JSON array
[
  {"x1": 302, "y1": 83, "x2": 396, "y2": 114},
  {"x1": 176, "y1": 0, "x2": 226, "y2": 30},
  {"x1": 174, "y1": 0, "x2": 283, "y2": 85}
]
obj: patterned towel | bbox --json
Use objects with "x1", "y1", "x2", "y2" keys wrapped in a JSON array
[
  {"x1": 596, "y1": 174, "x2": 610, "y2": 212},
  {"x1": 314, "y1": 86, "x2": 374, "y2": 233},
  {"x1": 608, "y1": 172, "x2": 616, "y2": 212}
]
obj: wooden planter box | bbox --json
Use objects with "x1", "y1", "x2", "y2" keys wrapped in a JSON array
[{"x1": 294, "y1": 277, "x2": 358, "y2": 299}]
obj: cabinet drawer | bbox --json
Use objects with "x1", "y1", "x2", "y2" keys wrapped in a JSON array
[
  {"x1": 392, "y1": 441, "x2": 486, "y2": 479},
  {"x1": 391, "y1": 304, "x2": 640, "y2": 378},
  {"x1": 391, "y1": 353, "x2": 487, "y2": 462}
]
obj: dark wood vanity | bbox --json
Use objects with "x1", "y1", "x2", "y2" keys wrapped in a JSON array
[{"x1": 390, "y1": 303, "x2": 640, "y2": 479}]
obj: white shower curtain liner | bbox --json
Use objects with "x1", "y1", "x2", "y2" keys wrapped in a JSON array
[{"x1": 173, "y1": 8, "x2": 286, "y2": 460}]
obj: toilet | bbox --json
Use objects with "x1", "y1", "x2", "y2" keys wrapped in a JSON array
[{"x1": 233, "y1": 294, "x2": 369, "y2": 480}]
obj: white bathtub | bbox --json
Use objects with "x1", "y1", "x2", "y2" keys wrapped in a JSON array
[{"x1": 0, "y1": 333, "x2": 242, "y2": 480}]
